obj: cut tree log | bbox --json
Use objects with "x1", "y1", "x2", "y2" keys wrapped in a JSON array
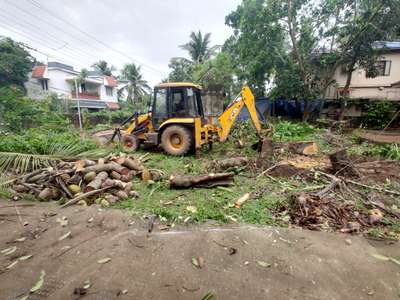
[
  {"x1": 259, "y1": 139, "x2": 274, "y2": 159},
  {"x1": 287, "y1": 141, "x2": 318, "y2": 156},
  {"x1": 81, "y1": 162, "x2": 129, "y2": 176},
  {"x1": 84, "y1": 171, "x2": 109, "y2": 192},
  {"x1": 115, "y1": 157, "x2": 143, "y2": 172},
  {"x1": 110, "y1": 171, "x2": 121, "y2": 180},
  {"x1": 39, "y1": 187, "x2": 60, "y2": 201},
  {"x1": 169, "y1": 173, "x2": 235, "y2": 189}
]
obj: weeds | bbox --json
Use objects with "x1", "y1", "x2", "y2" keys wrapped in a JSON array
[
  {"x1": 349, "y1": 143, "x2": 400, "y2": 160},
  {"x1": 0, "y1": 128, "x2": 96, "y2": 155},
  {"x1": 272, "y1": 120, "x2": 318, "y2": 141}
]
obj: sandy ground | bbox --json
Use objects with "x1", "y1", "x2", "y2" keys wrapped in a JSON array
[{"x1": 0, "y1": 201, "x2": 399, "y2": 300}]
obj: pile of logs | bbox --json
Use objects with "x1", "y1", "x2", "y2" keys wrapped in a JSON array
[{"x1": 10, "y1": 154, "x2": 147, "y2": 208}]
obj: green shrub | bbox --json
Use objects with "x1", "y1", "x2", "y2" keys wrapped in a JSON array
[
  {"x1": 0, "y1": 86, "x2": 70, "y2": 133},
  {"x1": 272, "y1": 120, "x2": 317, "y2": 141},
  {"x1": 350, "y1": 143, "x2": 400, "y2": 160},
  {"x1": 364, "y1": 143, "x2": 400, "y2": 160},
  {"x1": 361, "y1": 101, "x2": 398, "y2": 129},
  {"x1": 0, "y1": 128, "x2": 96, "y2": 155}
]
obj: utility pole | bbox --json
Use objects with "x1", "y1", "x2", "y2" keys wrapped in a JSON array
[{"x1": 74, "y1": 78, "x2": 83, "y2": 131}]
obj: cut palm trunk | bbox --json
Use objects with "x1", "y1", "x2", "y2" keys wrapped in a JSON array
[
  {"x1": 81, "y1": 162, "x2": 129, "y2": 175},
  {"x1": 84, "y1": 171, "x2": 109, "y2": 192},
  {"x1": 169, "y1": 173, "x2": 235, "y2": 189},
  {"x1": 115, "y1": 157, "x2": 143, "y2": 172}
]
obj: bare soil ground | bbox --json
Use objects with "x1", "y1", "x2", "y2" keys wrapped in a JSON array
[
  {"x1": 0, "y1": 201, "x2": 399, "y2": 300},
  {"x1": 359, "y1": 129, "x2": 400, "y2": 144}
]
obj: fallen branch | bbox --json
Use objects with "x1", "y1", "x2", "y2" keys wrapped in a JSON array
[
  {"x1": 315, "y1": 171, "x2": 400, "y2": 196},
  {"x1": 314, "y1": 178, "x2": 340, "y2": 197},
  {"x1": 60, "y1": 186, "x2": 113, "y2": 208},
  {"x1": 345, "y1": 179, "x2": 400, "y2": 196},
  {"x1": 257, "y1": 163, "x2": 281, "y2": 178},
  {"x1": 56, "y1": 177, "x2": 73, "y2": 198}
]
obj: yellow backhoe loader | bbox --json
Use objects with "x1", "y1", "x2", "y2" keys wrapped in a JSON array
[{"x1": 111, "y1": 82, "x2": 263, "y2": 156}]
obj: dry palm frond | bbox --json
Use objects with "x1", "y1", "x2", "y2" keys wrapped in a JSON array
[
  {"x1": 0, "y1": 152, "x2": 63, "y2": 174},
  {"x1": 0, "y1": 174, "x2": 15, "y2": 187}
]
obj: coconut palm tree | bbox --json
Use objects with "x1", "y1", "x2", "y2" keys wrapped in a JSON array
[
  {"x1": 179, "y1": 31, "x2": 219, "y2": 64},
  {"x1": 120, "y1": 63, "x2": 150, "y2": 104},
  {"x1": 91, "y1": 60, "x2": 115, "y2": 76}
]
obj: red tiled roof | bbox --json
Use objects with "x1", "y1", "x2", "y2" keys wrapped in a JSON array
[
  {"x1": 106, "y1": 102, "x2": 120, "y2": 110},
  {"x1": 104, "y1": 76, "x2": 117, "y2": 87},
  {"x1": 32, "y1": 65, "x2": 46, "y2": 78}
]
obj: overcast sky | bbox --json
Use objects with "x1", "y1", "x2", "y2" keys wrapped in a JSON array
[{"x1": 0, "y1": 0, "x2": 242, "y2": 85}]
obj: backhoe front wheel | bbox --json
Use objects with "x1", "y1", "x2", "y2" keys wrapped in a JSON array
[{"x1": 161, "y1": 125, "x2": 193, "y2": 156}]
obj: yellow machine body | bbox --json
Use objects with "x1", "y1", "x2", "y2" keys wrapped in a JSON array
[{"x1": 121, "y1": 83, "x2": 262, "y2": 155}]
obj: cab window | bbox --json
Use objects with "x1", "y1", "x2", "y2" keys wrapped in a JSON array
[
  {"x1": 153, "y1": 88, "x2": 167, "y2": 116},
  {"x1": 186, "y1": 88, "x2": 197, "y2": 117},
  {"x1": 170, "y1": 89, "x2": 185, "y2": 117}
]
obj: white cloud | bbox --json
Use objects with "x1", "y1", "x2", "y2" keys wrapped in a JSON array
[{"x1": 0, "y1": 0, "x2": 241, "y2": 86}]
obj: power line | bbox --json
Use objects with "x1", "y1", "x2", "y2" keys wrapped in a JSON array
[
  {"x1": 0, "y1": 13, "x2": 98, "y2": 64},
  {"x1": 3, "y1": 0, "x2": 107, "y2": 56},
  {"x1": 0, "y1": 23, "x2": 90, "y2": 69},
  {"x1": 0, "y1": 11, "x2": 100, "y2": 63},
  {"x1": 26, "y1": 0, "x2": 166, "y2": 76}
]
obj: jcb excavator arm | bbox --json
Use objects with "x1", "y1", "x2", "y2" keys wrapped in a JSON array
[{"x1": 217, "y1": 85, "x2": 262, "y2": 142}]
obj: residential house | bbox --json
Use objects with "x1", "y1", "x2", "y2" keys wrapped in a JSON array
[
  {"x1": 326, "y1": 41, "x2": 400, "y2": 101},
  {"x1": 25, "y1": 61, "x2": 120, "y2": 110}
]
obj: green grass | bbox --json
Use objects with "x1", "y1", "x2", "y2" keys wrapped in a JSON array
[
  {"x1": 111, "y1": 120, "x2": 329, "y2": 226},
  {"x1": 349, "y1": 142, "x2": 400, "y2": 160},
  {"x1": 113, "y1": 173, "x2": 292, "y2": 226}
]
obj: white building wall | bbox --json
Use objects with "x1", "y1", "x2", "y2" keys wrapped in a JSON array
[
  {"x1": 327, "y1": 52, "x2": 400, "y2": 100},
  {"x1": 46, "y1": 68, "x2": 74, "y2": 97},
  {"x1": 25, "y1": 66, "x2": 119, "y2": 106},
  {"x1": 99, "y1": 85, "x2": 118, "y2": 102}
]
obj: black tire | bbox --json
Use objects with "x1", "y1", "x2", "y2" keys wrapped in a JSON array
[
  {"x1": 122, "y1": 135, "x2": 139, "y2": 152},
  {"x1": 161, "y1": 125, "x2": 193, "y2": 155}
]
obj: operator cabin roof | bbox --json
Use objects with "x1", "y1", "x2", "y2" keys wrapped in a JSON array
[{"x1": 156, "y1": 82, "x2": 202, "y2": 90}]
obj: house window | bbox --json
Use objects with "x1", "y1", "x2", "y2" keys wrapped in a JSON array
[
  {"x1": 367, "y1": 60, "x2": 391, "y2": 77},
  {"x1": 106, "y1": 86, "x2": 113, "y2": 96},
  {"x1": 40, "y1": 79, "x2": 48, "y2": 91}
]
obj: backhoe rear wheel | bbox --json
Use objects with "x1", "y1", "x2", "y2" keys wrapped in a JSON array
[
  {"x1": 122, "y1": 135, "x2": 139, "y2": 152},
  {"x1": 161, "y1": 125, "x2": 193, "y2": 156}
]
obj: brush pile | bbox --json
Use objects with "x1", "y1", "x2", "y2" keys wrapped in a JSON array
[
  {"x1": 9, "y1": 154, "x2": 150, "y2": 208},
  {"x1": 289, "y1": 193, "x2": 369, "y2": 232}
]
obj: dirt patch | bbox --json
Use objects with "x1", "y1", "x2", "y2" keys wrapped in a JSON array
[
  {"x1": 0, "y1": 201, "x2": 399, "y2": 300},
  {"x1": 356, "y1": 160, "x2": 400, "y2": 183},
  {"x1": 268, "y1": 155, "x2": 330, "y2": 178},
  {"x1": 268, "y1": 164, "x2": 309, "y2": 177},
  {"x1": 359, "y1": 129, "x2": 400, "y2": 144}
]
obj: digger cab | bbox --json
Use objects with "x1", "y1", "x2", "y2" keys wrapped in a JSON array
[{"x1": 152, "y1": 82, "x2": 204, "y2": 129}]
